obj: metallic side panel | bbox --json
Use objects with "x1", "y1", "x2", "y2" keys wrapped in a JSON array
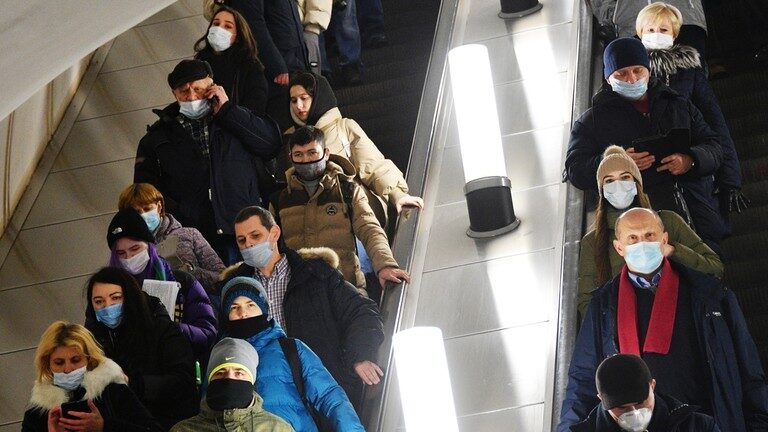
[
  {"x1": 415, "y1": 249, "x2": 555, "y2": 339},
  {"x1": 436, "y1": 124, "x2": 567, "y2": 205},
  {"x1": 0, "y1": 349, "x2": 36, "y2": 424},
  {"x1": 25, "y1": 160, "x2": 133, "y2": 229},
  {"x1": 445, "y1": 323, "x2": 550, "y2": 416},
  {"x1": 496, "y1": 72, "x2": 570, "y2": 137},
  {"x1": 462, "y1": 0, "x2": 574, "y2": 43},
  {"x1": 52, "y1": 107, "x2": 162, "y2": 172},
  {"x1": 138, "y1": 0, "x2": 203, "y2": 27},
  {"x1": 458, "y1": 403, "x2": 545, "y2": 431},
  {"x1": 0, "y1": 214, "x2": 112, "y2": 291},
  {"x1": 77, "y1": 60, "x2": 177, "y2": 121},
  {"x1": 102, "y1": 15, "x2": 206, "y2": 73},
  {"x1": 424, "y1": 183, "x2": 562, "y2": 272},
  {"x1": 0, "y1": 277, "x2": 89, "y2": 352}
]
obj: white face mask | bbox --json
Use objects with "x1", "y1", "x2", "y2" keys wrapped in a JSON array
[
  {"x1": 178, "y1": 99, "x2": 211, "y2": 120},
  {"x1": 642, "y1": 32, "x2": 674, "y2": 50},
  {"x1": 120, "y1": 249, "x2": 150, "y2": 275},
  {"x1": 616, "y1": 407, "x2": 652, "y2": 432},
  {"x1": 207, "y1": 25, "x2": 233, "y2": 52},
  {"x1": 603, "y1": 180, "x2": 638, "y2": 210}
]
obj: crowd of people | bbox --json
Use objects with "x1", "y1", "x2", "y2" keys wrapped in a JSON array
[
  {"x1": 562, "y1": 2, "x2": 768, "y2": 431},
  {"x1": 22, "y1": 0, "x2": 420, "y2": 431}
]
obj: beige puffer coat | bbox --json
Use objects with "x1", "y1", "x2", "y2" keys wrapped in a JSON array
[{"x1": 296, "y1": 0, "x2": 332, "y2": 34}]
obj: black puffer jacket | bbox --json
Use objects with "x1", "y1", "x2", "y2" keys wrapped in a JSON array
[
  {"x1": 220, "y1": 247, "x2": 384, "y2": 400},
  {"x1": 571, "y1": 393, "x2": 721, "y2": 432},
  {"x1": 566, "y1": 81, "x2": 725, "y2": 245},
  {"x1": 134, "y1": 101, "x2": 281, "y2": 238},
  {"x1": 196, "y1": 47, "x2": 269, "y2": 116},
  {"x1": 85, "y1": 295, "x2": 197, "y2": 431}
]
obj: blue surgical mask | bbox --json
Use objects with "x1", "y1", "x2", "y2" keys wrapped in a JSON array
[
  {"x1": 624, "y1": 241, "x2": 663, "y2": 274},
  {"x1": 609, "y1": 77, "x2": 648, "y2": 101},
  {"x1": 53, "y1": 365, "x2": 87, "y2": 391},
  {"x1": 603, "y1": 180, "x2": 637, "y2": 210},
  {"x1": 241, "y1": 238, "x2": 273, "y2": 269},
  {"x1": 179, "y1": 99, "x2": 211, "y2": 120},
  {"x1": 96, "y1": 303, "x2": 124, "y2": 329},
  {"x1": 141, "y1": 209, "x2": 161, "y2": 233}
]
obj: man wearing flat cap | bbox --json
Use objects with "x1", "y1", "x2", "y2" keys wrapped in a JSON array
[
  {"x1": 565, "y1": 37, "x2": 725, "y2": 250},
  {"x1": 135, "y1": 59, "x2": 282, "y2": 265},
  {"x1": 570, "y1": 354, "x2": 720, "y2": 432}
]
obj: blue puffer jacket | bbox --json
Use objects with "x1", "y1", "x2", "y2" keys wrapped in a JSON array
[
  {"x1": 558, "y1": 262, "x2": 768, "y2": 432},
  {"x1": 244, "y1": 321, "x2": 364, "y2": 432}
]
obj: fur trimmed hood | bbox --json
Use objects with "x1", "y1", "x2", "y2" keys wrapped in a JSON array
[
  {"x1": 649, "y1": 44, "x2": 701, "y2": 78},
  {"x1": 27, "y1": 358, "x2": 126, "y2": 412}
]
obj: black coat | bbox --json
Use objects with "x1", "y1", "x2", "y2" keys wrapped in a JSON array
[
  {"x1": 85, "y1": 295, "x2": 198, "y2": 431},
  {"x1": 221, "y1": 247, "x2": 384, "y2": 399},
  {"x1": 565, "y1": 81, "x2": 725, "y2": 245},
  {"x1": 196, "y1": 47, "x2": 269, "y2": 116},
  {"x1": 134, "y1": 101, "x2": 281, "y2": 238},
  {"x1": 571, "y1": 393, "x2": 721, "y2": 432}
]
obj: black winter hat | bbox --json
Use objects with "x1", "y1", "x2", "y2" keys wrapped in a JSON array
[
  {"x1": 596, "y1": 354, "x2": 652, "y2": 409},
  {"x1": 107, "y1": 208, "x2": 155, "y2": 249},
  {"x1": 603, "y1": 37, "x2": 650, "y2": 79},
  {"x1": 167, "y1": 59, "x2": 213, "y2": 89}
]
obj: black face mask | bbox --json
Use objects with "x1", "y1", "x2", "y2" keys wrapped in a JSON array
[
  {"x1": 206, "y1": 379, "x2": 254, "y2": 411},
  {"x1": 227, "y1": 315, "x2": 269, "y2": 339}
]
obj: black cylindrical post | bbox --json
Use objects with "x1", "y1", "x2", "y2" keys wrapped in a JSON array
[
  {"x1": 464, "y1": 176, "x2": 521, "y2": 238},
  {"x1": 499, "y1": 0, "x2": 542, "y2": 19}
]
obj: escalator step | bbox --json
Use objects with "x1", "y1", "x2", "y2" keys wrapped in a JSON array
[
  {"x1": 716, "y1": 90, "x2": 768, "y2": 119},
  {"x1": 342, "y1": 91, "x2": 424, "y2": 122},
  {"x1": 740, "y1": 180, "x2": 768, "y2": 206},
  {"x1": 729, "y1": 204, "x2": 768, "y2": 234},
  {"x1": 335, "y1": 75, "x2": 423, "y2": 106},
  {"x1": 727, "y1": 113, "x2": 768, "y2": 140},
  {"x1": 722, "y1": 257, "x2": 768, "y2": 287},
  {"x1": 740, "y1": 155, "x2": 768, "y2": 183},
  {"x1": 362, "y1": 56, "x2": 430, "y2": 87},
  {"x1": 362, "y1": 38, "x2": 434, "y2": 67},
  {"x1": 711, "y1": 69, "x2": 768, "y2": 97},
  {"x1": 722, "y1": 229, "x2": 768, "y2": 261},
  {"x1": 383, "y1": 8, "x2": 440, "y2": 31},
  {"x1": 733, "y1": 133, "x2": 768, "y2": 160},
  {"x1": 732, "y1": 284, "x2": 768, "y2": 316}
]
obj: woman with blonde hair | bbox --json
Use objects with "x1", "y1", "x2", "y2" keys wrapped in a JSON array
[
  {"x1": 22, "y1": 321, "x2": 160, "y2": 431},
  {"x1": 577, "y1": 146, "x2": 724, "y2": 318}
]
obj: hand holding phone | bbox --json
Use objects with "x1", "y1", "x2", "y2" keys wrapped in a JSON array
[
  {"x1": 61, "y1": 400, "x2": 90, "y2": 419},
  {"x1": 58, "y1": 399, "x2": 103, "y2": 432},
  {"x1": 206, "y1": 84, "x2": 229, "y2": 114}
]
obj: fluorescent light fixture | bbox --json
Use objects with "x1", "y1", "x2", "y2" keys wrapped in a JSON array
[{"x1": 393, "y1": 327, "x2": 459, "y2": 432}]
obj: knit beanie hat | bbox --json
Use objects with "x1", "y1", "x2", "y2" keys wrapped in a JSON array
[
  {"x1": 107, "y1": 208, "x2": 155, "y2": 249},
  {"x1": 207, "y1": 337, "x2": 259, "y2": 384},
  {"x1": 167, "y1": 59, "x2": 213, "y2": 89},
  {"x1": 221, "y1": 276, "x2": 270, "y2": 317},
  {"x1": 596, "y1": 354, "x2": 653, "y2": 410},
  {"x1": 603, "y1": 38, "x2": 650, "y2": 79},
  {"x1": 596, "y1": 145, "x2": 642, "y2": 194}
]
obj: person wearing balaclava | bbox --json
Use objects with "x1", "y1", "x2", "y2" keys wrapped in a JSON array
[
  {"x1": 134, "y1": 58, "x2": 282, "y2": 266},
  {"x1": 558, "y1": 208, "x2": 768, "y2": 432},
  {"x1": 170, "y1": 338, "x2": 295, "y2": 432},
  {"x1": 570, "y1": 354, "x2": 720, "y2": 431},
  {"x1": 576, "y1": 145, "x2": 722, "y2": 319},
  {"x1": 565, "y1": 37, "x2": 726, "y2": 251},
  {"x1": 219, "y1": 277, "x2": 365, "y2": 432}
]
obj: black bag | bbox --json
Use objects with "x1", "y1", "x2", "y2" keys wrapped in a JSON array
[{"x1": 278, "y1": 337, "x2": 334, "y2": 432}]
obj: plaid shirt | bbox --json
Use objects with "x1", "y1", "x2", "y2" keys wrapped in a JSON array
[
  {"x1": 254, "y1": 254, "x2": 291, "y2": 328},
  {"x1": 177, "y1": 114, "x2": 211, "y2": 158}
]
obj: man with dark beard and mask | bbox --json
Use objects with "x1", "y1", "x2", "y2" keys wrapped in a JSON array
[
  {"x1": 170, "y1": 337, "x2": 294, "y2": 431},
  {"x1": 269, "y1": 125, "x2": 407, "y2": 295}
]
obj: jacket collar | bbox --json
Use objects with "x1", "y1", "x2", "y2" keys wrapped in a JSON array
[
  {"x1": 649, "y1": 44, "x2": 701, "y2": 78},
  {"x1": 198, "y1": 392, "x2": 265, "y2": 422},
  {"x1": 28, "y1": 358, "x2": 126, "y2": 411}
]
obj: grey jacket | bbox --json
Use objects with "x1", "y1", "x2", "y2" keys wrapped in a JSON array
[{"x1": 590, "y1": 0, "x2": 706, "y2": 37}]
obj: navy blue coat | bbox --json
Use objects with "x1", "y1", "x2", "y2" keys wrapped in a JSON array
[
  {"x1": 135, "y1": 101, "x2": 281, "y2": 238},
  {"x1": 566, "y1": 81, "x2": 725, "y2": 245},
  {"x1": 558, "y1": 263, "x2": 768, "y2": 432}
]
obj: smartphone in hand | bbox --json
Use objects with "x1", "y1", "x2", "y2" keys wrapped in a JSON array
[{"x1": 61, "y1": 400, "x2": 91, "y2": 420}]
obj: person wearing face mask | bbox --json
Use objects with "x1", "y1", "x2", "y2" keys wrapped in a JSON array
[
  {"x1": 194, "y1": 6, "x2": 269, "y2": 116},
  {"x1": 170, "y1": 338, "x2": 294, "y2": 431},
  {"x1": 571, "y1": 354, "x2": 720, "y2": 432},
  {"x1": 134, "y1": 59, "x2": 282, "y2": 266},
  {"x1": 219, "y1": 205, "x2": 384, "y2": 412},
  {"x1": 270, "y1": 126, "x2": 408, "y2": 295},
  {"x1": 566, "y1": 37, "x2": 725, "y2": 251},
  {"x1": 105, "y1": 208, "x2": 218, "y2": 376},
  {"x1": 22, "y1": 321, "x2": 161, "y2": 432},
  {"x1": 84, "y1": 267, "x2": 198, "y2": 430},
  {"x1": 636, "y1": 3, "x2": 747, "y2": 226},
  {"x1": 118, "y1": 183, "x2": 225, "y2": 293},
  {"x1": 219, "y1": 277, "x2": 365, "y2": 431},
  {"x1": 577, "y1": 145, "x2": 722, "y2": 319},
  {"x1": 558, "y1": 208, "x2": 768, "y2": 432}
]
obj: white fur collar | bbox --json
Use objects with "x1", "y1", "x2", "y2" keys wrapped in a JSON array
[
  {"x1": 649, "y1": 44, "x2": 701, "y2": 78},
  {"x1": 27, "y1": 358, "x2": 126, "y2": 411}
]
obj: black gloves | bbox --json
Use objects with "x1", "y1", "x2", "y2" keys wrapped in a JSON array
[{"x1": 718, "y1": 187, "x2": 750, "y2": 215}]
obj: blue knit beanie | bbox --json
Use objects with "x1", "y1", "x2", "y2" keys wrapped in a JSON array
[
  {"x1": 221, "y1": 276, "x2": 269, "y2": 316},
  {"x1": 603, "y1": 38, "x2": 650, "y2": 79}
]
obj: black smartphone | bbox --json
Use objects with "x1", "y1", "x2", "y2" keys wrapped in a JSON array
[{"x1": 61, "y1": 400, "x2": 91, "y2": 419}]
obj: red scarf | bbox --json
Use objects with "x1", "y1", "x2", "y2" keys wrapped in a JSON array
[{"x1": 617, "y1": 258, "x2": 679, "y2": 356}]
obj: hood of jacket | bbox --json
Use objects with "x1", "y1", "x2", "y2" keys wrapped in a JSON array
[
  {"x1": 218, "y1": 246, "x2": 340, "y2": 284},
  {"x1": 290, "y1": 72, "x2": 338, "y2": 127},
  {"x1": 285, "y1": 153, "x2": 356, "y2": 192},
  {"x1": 155, "y1": 213, "x2": 183, "y2": 243},
  {"x1": 27, "y1": 358, "x2": 126, "y2": 411},
  {"x1": 649, "y1": 45, "x2": 701, "y2": 78}
]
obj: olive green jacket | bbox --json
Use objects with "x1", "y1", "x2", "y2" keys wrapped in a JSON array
[
  {"x1": 577, "y1": 209, "x2": 723, "y2": 318},
  {"x1": 170, "y1": 393, "x2": 295, "y2": 432}
]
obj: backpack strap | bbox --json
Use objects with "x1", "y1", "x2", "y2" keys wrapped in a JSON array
[
  {"x1": 279, "y1": 337, "x2": 309, "y2": 407},
  {"x1": 338, "y1": 178, "x2": 358, "y2": 256}
]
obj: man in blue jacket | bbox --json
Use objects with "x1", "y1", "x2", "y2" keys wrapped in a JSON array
[
  {"x1": 558, "y1": 208, "x2": 768, "y2": 432},
  {"x1": 134, "y1": 59, "x2": 282, "y2": 264}
]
